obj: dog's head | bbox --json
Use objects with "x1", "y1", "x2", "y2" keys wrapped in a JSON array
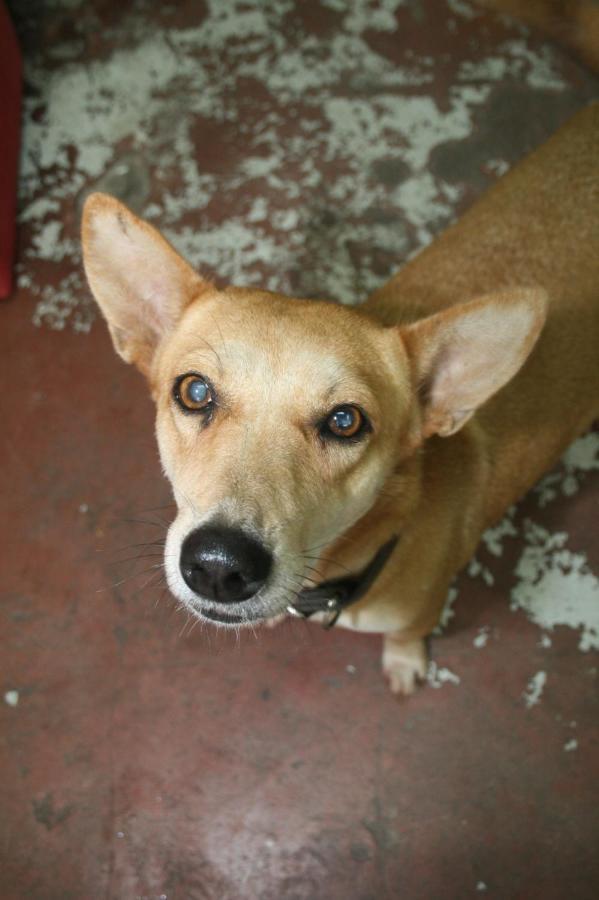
[{"x1": 82, "y1": 193, "x2": 546, "y2": 627}]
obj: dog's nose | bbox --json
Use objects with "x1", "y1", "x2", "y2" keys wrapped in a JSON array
[{"x1": 179, "y1": 526, "x2": 272, "y2": 603}]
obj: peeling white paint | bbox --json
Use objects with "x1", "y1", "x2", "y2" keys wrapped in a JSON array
[
  {"x1": 482, "y1": 510, "x2": 518, "y2": 556},
  {"x1": 272, "y1": 208, "x2": 300, "y2": 231},
  {"x1": 563, "y1": 738, "x2": 578, "y2": 752},
  {"x1": 31, "y1": 220, "x2": 68, "y2": 260},
  {"x1": 427, "y1": 661, "x2": 461, "y2": 688},
  {"x1": 523, "y1": 670, "x2": 546, "y2": 708},
  {"x1": 4, "y1": 690, "x2": 19, "y2": 707},
  {"x1": 457, "y1": 39, "x2": 566, "y2": 92},
  {"x1": 484, "y1": 158, "x2": 510, "y2": 178},
  {"x1": 18, "y1": 0, "x2": 571, "y2": 331},
  {"x1": 20, "y1": 196, "x2": 61, "y2": 223},
  {"x1": 323, "y1": 0, "x2": 407, "y2": 34},
  {"x1": 447, "y1": 0, "x2": 479, "y2": 20},
  {"x1": 246, "y1": 197, "x2": 269, "y2": 223},
  {"x1": 535, "y1": 433, "x2": 599, "y2": 507},
  {"x1": 473, "y1": 627, "x2": 490, "y2": 649},
  {"x1": 500, "y1": 39, "x2": 566, "y2": 91},
  {"x1": 434, "y1": 585, "x2": 458, "y2": 634},
  {"x1": 511, "y1": 522, "x2": 599, "y2": 652},
  {"x1": 468, "y1": 556, "x2": 495, "y2": 586}
]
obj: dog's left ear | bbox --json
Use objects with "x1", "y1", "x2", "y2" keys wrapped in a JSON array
[
  {"x1": 82, "y1": 193, "x2": 210, "y2": 375},
  {"x1": 399, "y1": 288, "x2": 548, "y2": 438}
]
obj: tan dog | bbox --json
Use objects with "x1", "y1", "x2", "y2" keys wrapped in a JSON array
[{"x1": 82, "y1": 103, "x2": 599, "y2": 694}]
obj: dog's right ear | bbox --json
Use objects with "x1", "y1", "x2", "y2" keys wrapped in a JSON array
[
  {"x1": 81, "y1": 193, "x2": 210, "y2": 375},
  {"x1": 398, "y1": 288, "x2": 548, "y2": 439}
]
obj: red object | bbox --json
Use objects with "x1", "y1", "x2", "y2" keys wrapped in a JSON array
[{"x1": 0, "y1": 1, "x2": 21, "y2": 299}]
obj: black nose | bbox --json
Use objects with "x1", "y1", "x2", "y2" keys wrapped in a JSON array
[{"x1": 179, "y1": 525, "x2": 272, "y2": 603}]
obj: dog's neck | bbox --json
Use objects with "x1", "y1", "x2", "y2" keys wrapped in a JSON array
[{"x1": 287, "y1": 535, "x2": 399, "y2": 628}]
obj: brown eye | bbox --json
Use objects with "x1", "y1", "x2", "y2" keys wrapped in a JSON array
[
  {"x1": 325, "y1": 405, "x2": 366, "y2": 440},
  {"x1": 175, "y1": 374, "x2": 213, "y2": 412}
]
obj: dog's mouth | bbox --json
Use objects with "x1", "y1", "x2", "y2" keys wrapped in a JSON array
[
  {"x1": 199, "y1": 606, "x2": 250, "y2": 626},
  {"x1": 188, "y1": 599, "x2": 273, "y2": 627}
]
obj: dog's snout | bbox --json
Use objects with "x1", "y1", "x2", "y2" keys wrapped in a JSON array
[{"x1": 179, "y1": 526, "x2": 272, "y2": 604}]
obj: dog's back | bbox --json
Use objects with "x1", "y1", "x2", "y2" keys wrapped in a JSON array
[{"x1": 366, "y1": 102, "x2": 599, "y2": 522}]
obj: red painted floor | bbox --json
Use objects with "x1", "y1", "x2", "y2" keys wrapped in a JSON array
[{"x1": 2, "y1": 2, "x2": 598, "y2": 898}]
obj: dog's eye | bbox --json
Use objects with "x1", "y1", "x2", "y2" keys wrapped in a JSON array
[
  {"x1": 174, "y1": 374, "x2": 213, "y2": 412},
  {"x1": 323, "y1": 405, "x2": 368, "y2": 441}
]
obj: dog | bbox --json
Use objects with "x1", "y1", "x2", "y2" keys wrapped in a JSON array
[{"x1": 81, "y1": 102, "x2": 599, "y2": 694}]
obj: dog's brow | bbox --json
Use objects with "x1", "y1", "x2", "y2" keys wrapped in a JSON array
[
  {"x1": 323, "y1": 382, "x2": 342, "y2": 403},
  {"x1": 321, "y1": 378, "x2": 376, "y2": 410},
  {"x1": 197, "y1": 334, "x2": 225, "y2": 374},
  {"x1": 176, "y1": 340, "x2": 224, "y2": 375}
]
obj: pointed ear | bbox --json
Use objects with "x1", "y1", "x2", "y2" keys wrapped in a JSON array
[
  {"x1": 400, "y1": 288, "x2": 548, "y2": 438},
  {"x1": 81, "y1": 193, "x2": 210, "y2": 375}
]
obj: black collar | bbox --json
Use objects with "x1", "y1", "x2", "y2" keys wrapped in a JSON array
[{"x1": 287, "y1": 535, "x2": 399, "y2": 629}]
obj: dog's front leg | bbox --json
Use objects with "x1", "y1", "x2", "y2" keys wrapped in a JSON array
[
  {"x1": 382, "y1": 632, "x2": 428, "y2": 695},
  {"x1": 363, "y1": 537, "x2": 463, "y2": 696}
]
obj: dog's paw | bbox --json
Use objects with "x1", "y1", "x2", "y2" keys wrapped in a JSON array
[{"x1": 382, "y1": 636, "x2": 427, "y2": 696}]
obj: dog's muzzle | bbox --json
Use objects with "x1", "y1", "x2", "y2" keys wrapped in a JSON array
[{"x1": 179, "y1": 525, "x2": 272, "y2": 605}]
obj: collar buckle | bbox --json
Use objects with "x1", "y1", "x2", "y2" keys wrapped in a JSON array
[{"x1": 286, "y1": 535, "x2": 399, "y2": 628}]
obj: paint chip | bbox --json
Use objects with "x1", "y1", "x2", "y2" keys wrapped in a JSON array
[
  {"x1": 473, "y1": 627, "x2": 490, "y2": 649},
  {"x1": 535, "y1": 432, "x2": 599, "y2": 507},
  {"x1": 468, "y1": 557, "x2": 495, "y2": 586},
  {"x1": 482, "y1": 509, "x2": 518, "y2": 556},
  {"x1": 19, "y1": 0, "x2": 570, "y2": 332},
  {"x1": 511, "y1": 522, "x2": 599, "y2": 652},
  {"x1": 427, "y1": 661, "x2": 461, "y2": 688},
  {"x1": 522, "y1": 671, "x2": 546, "y2": 709},
  {"x1": 563, "y1": 738, "x2": 578, "y2": 752},
  {"x1": 4, "y1": 690, "x2": 19, "y2": 707},
  {"x1": 434, "y1": 584, "x2": 458, "y2": 634}
]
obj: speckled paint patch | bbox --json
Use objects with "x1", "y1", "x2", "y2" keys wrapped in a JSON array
[
  {"x1": 522, "y1": 670, "x2": 547, "y2": 708},
  {"x1": 511, "y1": 522, "x2": 599, "y2": 652},
  {"x1": 427, "y1": 661, "x2": 461, "y2": 688},
  {"x1": 535, "y1": 432, "x2": 599, "y2": 507},
  {"x1": 15, "y1": 0, "x2": 578, "y2": 334},
  {"x1": 432, "y1": 430, "x2": 599, "y2": 655}
]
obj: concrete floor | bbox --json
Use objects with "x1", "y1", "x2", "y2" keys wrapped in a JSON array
[{"x1": 1, "y1": 1, "x2": 598, "y2": 898}]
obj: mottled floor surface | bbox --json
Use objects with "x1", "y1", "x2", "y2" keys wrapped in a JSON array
[{"x1": 1, "y1": 1, "x2": 598, "y2": 898}]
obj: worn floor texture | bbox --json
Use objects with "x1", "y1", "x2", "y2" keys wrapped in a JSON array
[{"x1": 1, "y1": 1, "x2": 598, "y2": 898}]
